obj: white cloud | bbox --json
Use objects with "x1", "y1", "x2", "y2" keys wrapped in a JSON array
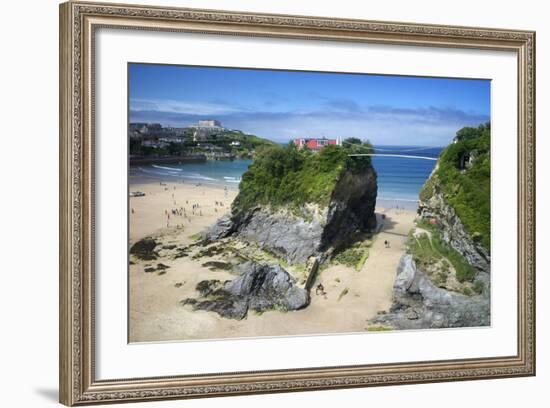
[
  {"x1": 129, "y1": 98, "x2": 489, "y2": 146},
  {"x1": 130, "y1": 98, "x2": 244, "y2": 116}
]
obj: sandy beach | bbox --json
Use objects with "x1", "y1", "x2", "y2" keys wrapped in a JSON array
[{"x1": 129, "y1": 180, "x2": 416, "y2": 342}]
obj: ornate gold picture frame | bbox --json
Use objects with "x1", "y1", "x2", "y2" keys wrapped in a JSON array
[{"x1": 59, "y1": 1, "x2": 535, "y2": 405}]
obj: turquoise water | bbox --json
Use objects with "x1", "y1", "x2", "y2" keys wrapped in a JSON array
[
  {"x1": 129, "y1": 159, "x2": 252, "y2": 190},
  {"x1": 129, "y1": 146, "x2": 442, "y2": 208},
  {"x1": 372, "y1": 146, "x2": 442, "y2": 203}
]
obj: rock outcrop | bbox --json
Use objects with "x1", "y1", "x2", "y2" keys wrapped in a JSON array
[
  {"x1": 418, "y1": 175, "x2": 490, "y2": 273},
  {"x1": 181, "y1": 261, "x2": 309, "y2": 320},
  {"x1": 130, "y1": 237, "x2": 159, "y2": 260},
  {"x1": 371, "y1": 255, "x2": 490, "y2": 330},
  {"x1": 204, "y1": 165, "x2": 377, "y2": 265}
]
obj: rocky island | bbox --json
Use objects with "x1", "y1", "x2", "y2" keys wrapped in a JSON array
[{"x1": 182, "y1": 141, "x2": 378, "y2": 319}]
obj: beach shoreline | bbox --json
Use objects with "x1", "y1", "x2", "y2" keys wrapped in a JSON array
[
  {"x1": 129, "y1": 180, "x2": 418, "y2": 342},
  {"x1": 129, "y1": 161, "x2": 429, "y2": 208}
]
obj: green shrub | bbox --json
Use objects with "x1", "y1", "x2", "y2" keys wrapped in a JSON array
[{"x1": 334, "y1": 247, "x2": 367, "y2": 270}]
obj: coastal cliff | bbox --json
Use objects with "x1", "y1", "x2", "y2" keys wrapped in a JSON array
[
  {"x1": 371, "y1": 124, "x2": 491, "y2": 330},
  {"x1": 417, "y1": 123, "x2": 491, "y2": 272},
  {"x1": 204, "y1": 142, "x2": 378, "y2": 264},
  {"x1": 418, "y1": 181, "x2": 490, "y2": 273}
]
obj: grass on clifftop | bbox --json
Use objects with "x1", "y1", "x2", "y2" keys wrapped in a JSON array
[
  {"x1": 232, "y1": 139, "x2": 374, "y2": 213},
  {"x1": 420, "y1": 123, "x2": 491, "y2": 250}
]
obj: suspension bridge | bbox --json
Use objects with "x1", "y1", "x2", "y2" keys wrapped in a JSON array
[
  {"x1": 340, "y1": 140, "x2": 439, "y2": 161},
  {"x1": 347, "y1": 153, "x2": 437, "y2": 161}
]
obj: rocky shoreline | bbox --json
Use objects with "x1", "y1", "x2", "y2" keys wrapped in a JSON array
[{"x1": 370, "y1": 255, "x2": 490, "y2": 330}]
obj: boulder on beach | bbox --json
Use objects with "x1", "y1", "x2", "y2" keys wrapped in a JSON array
[
  {"x1": 130, "y1": 237, "x2": 159, "y2": 260},
  {"x1": 181, "y1": 261, "x2": 310, "y2": 320}
]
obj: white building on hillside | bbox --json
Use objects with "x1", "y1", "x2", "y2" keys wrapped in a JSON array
[{"x1": 189, "y1": 119, "x2": 224, "y2": 129}]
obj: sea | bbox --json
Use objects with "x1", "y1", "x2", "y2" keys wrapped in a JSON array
[{"x1": 129, "y1": 145, "x2": 443, "y2": 210}]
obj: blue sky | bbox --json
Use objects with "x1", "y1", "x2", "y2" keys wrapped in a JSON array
[{"x1": 129, "y1": 63, "x2": 490, "y2": 146}]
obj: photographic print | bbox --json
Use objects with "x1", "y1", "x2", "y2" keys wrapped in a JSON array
[{"x1": 128, "y1": 63, "x2": 491, "y2": 342}]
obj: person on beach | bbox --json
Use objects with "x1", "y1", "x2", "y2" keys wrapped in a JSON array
[{"x1": 315, "y1": 283, "x2": 327, "y2": 298}]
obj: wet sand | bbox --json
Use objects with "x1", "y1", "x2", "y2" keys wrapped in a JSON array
[{"x1": 128, "y1": 181, "x2": 416, "y2": 342}]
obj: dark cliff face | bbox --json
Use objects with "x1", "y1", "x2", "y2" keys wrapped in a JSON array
[
  {"x1": 204, "y1": 163, "x2": 378, "y2": 264},
  {"x1": 321, "y1": 166, "x2": 378, "y2": 252}
]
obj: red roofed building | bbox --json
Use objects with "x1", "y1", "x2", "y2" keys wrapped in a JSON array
[{"x1": 293, "y1": 137, "x2": 338, "y2": 151}]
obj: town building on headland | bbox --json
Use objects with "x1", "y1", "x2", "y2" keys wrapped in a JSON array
[
  {"x1": 189, "y1": 119, "x2": 224, "y2": 130},
  {"x1": 198, "y1": 119, "x2": 222, "y2": 128},
  {"x1": 293, "y1": 137, "x2": 338, "y2": 151},
  {"x1": 188, "y1": 119, "x2": 226, "y2": 141}
]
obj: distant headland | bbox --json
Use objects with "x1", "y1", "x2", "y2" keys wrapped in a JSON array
[{"x1": 129, "y1": 120, "x2": 277, "y2": 164}]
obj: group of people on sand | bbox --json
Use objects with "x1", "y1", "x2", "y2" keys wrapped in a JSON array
[
  {"x1": 132, "y1": 181, "x2": 232, "y2": 229},
  {"x1": 161, "y1": 197, "x2": 229, "y2": 228},
  {"x1": 213, "y1": 200, "x2": 226, "y2": 213},
  {"x1": 164, "y1": 203, "x2": 202, "y2": 228}
]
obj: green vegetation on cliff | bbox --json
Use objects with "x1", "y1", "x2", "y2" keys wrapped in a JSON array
[
  {"x1": 408, "y1": 221, "x2": 477, "y2": 284},
  {"x1": 420, "y1": 123, "x2": 491, "y2": 250},
  {"x1": 232, "y1": 139, "x2": 374, "y2": 212}
]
